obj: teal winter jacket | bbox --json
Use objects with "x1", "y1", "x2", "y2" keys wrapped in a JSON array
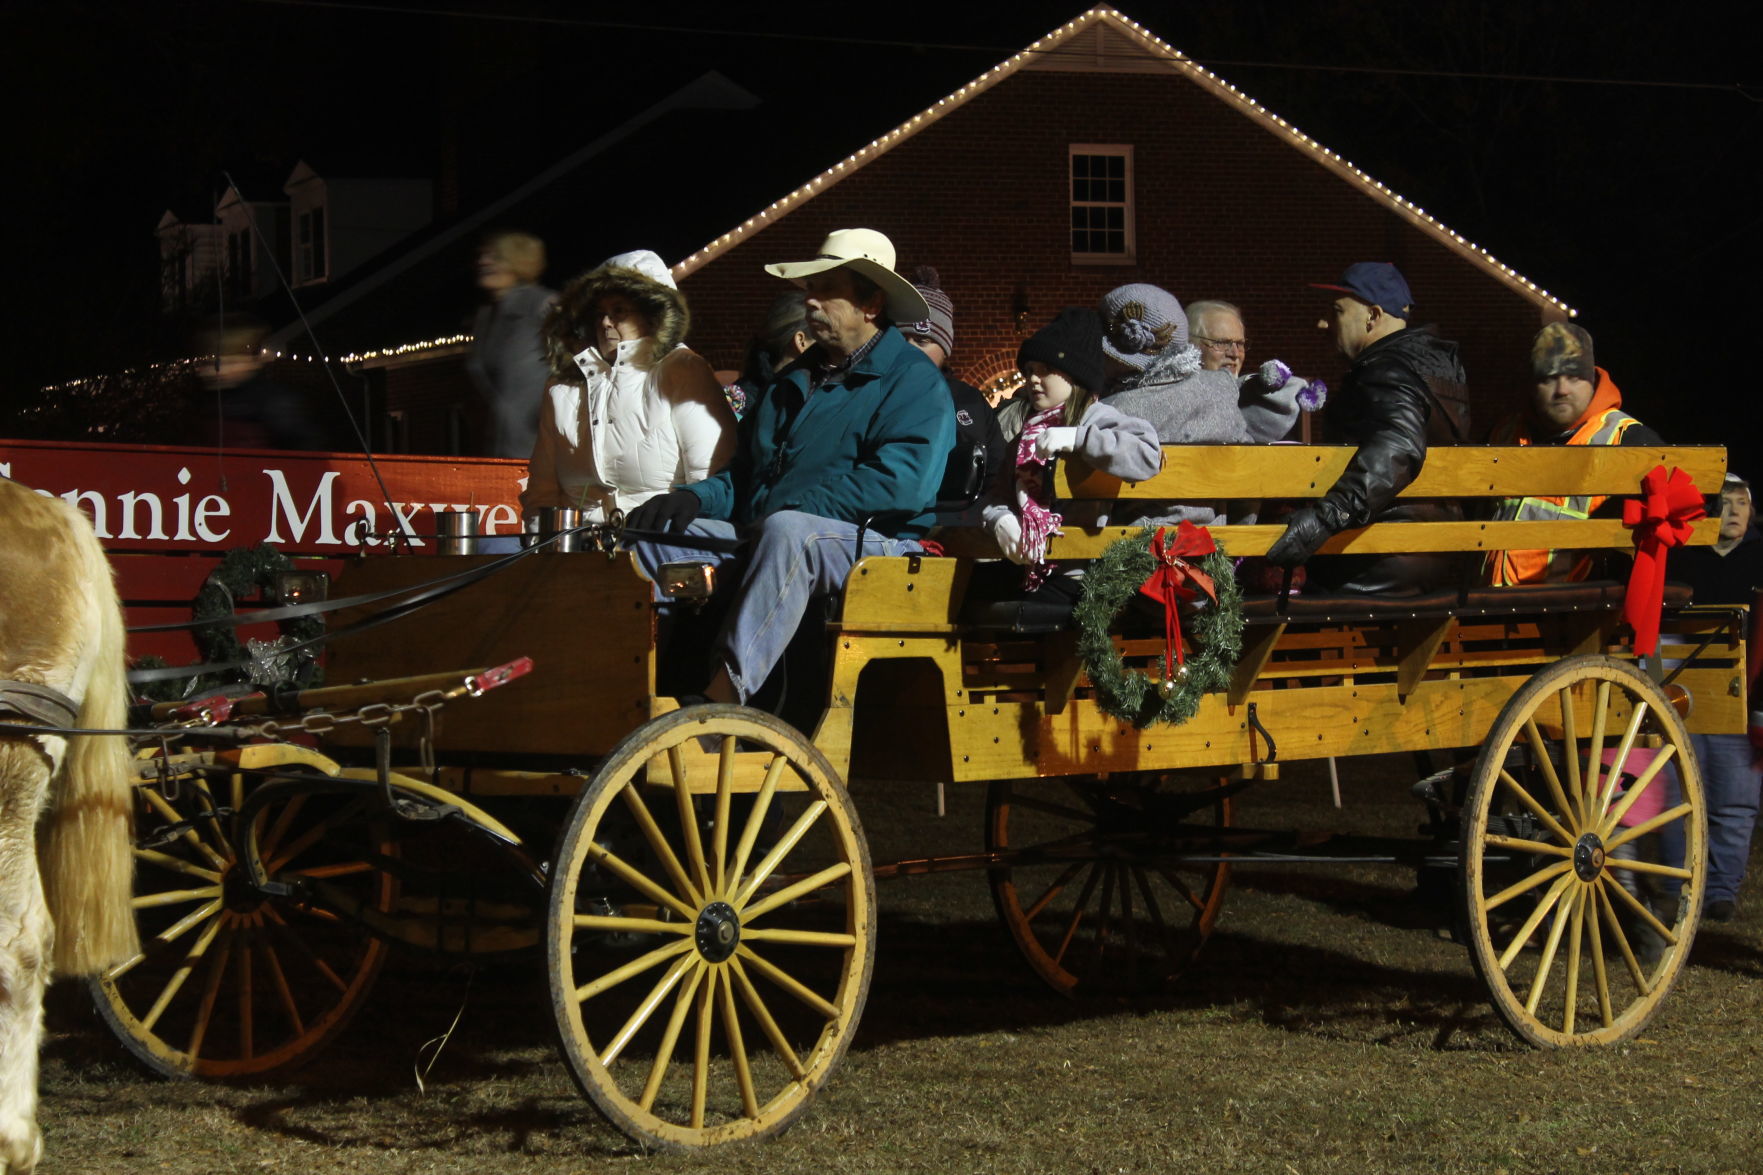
[{"x1": 685, "y1": 326, "x2": 955, "y2": 536}]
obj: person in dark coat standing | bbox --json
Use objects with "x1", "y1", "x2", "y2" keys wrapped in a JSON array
[
  {"x1": 901, "y1": 267, "x2": 1006, "y2": 524},
  {"x1": 1266, "y1": 262, "x2": 1470, "y2": 594},
  {"x1": 465, "y1": 230, "x2": 554, "y2": 459}
]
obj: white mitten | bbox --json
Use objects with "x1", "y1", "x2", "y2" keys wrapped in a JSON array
[
  {"x1": 990, "y1": 512, "x2": 1027, "y2": 563},
  {"x1": 1033, "y1": 426, "x2": 1080, "y2": 460}
]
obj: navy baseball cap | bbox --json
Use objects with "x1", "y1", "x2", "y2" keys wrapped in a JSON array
[{"x1": 1310, "y1": 262, "x2": 1414, "y2": 318}]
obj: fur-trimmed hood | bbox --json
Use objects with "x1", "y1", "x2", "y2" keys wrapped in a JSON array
[{"x1": 543, "y1": 263, "x2": 690, "y2": 382}]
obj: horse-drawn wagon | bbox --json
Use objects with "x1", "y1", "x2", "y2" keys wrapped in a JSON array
[{"x1": 92, "y1": 442, "x2": 1746, "y2": 1148}]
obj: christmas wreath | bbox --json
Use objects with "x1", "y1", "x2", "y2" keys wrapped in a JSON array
[
  {"x1": 193, "y1": 543, "x2": 325, "y2": 687},
  {"x1": 1073, "y1": 524, "x2": 1244, "y2": 728}
]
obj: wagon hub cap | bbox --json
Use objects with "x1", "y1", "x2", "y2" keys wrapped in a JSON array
[
  {"x1": 695, "y1": 901, "x2": 741, "y2": 962},
  {"x1": 1573, "y1": 832, "x2": 1607, "y2": 881}
]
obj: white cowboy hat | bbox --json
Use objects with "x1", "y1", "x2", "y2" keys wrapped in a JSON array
[{"x1": 764, "y1": 228, "x2": 931, "y2": 326}]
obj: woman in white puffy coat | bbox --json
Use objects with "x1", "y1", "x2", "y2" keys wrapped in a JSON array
[{"x1": 521, "y1": 250, "x2": 735, "y2": 521}]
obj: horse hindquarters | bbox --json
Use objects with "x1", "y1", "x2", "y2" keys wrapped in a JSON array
[
  {"x1": 0, "y1": 743, "x2": 51, "y2": 1175},
  {"x1": 37, "y1": 500, "x2": 139, "y2": 977}
]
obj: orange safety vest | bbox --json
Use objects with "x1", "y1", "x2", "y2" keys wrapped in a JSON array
[{"x1": 1486, "y1": 371, "x2": 1645, "y2": 586}]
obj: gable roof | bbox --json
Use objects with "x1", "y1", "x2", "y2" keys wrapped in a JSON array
[{"x1": 673, "y1": 6, "x2": 1573, "y2": 317}]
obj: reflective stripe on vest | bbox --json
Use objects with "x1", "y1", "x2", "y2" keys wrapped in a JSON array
[{"x1": 1486, "y1": 408, "x2": 1644, "y2": 585}]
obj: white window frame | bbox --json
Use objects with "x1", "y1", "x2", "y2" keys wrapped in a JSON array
[
  {"x1": 1068, "y1": 144, "x2": 1136, "y2": 265},
  {"x1": 296, "y1": 207, "x2": 328, "y2": 285}
]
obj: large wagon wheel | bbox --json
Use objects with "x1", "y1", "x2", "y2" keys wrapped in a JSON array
[
  {"x1": 547, "y1": 705, "x2": 875, "y2": 1149},
  {"x1": 986, "y1": 773, "x2": 1232, "y2": 997},
  {"x1": 92, "y1": 753, "x2": 395, "y2": 1078},
  {"x1": 1460, "y1": 655, "x2": 1705, "y2": 1047}
]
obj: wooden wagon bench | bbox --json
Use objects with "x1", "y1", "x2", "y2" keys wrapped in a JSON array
[{"x1": 92, "y1": 441, "x2": 1746, "y2": 1150}]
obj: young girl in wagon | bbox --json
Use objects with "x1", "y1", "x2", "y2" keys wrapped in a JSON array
[{"x1": 984, "y1": 307, "x2": 1162, "y2": 600}]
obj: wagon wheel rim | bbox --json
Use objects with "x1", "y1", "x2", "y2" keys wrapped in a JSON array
[
  {"x1": 91, "y1": 758, "x2": 394, "y2": 1078},
  {"x1": 546, "y1": 704, "x2": 875, "y2": 1149},
  {"x1": 986, "y1": 773, "x2": 1231, "y2": 998},
  {"x1": 1459, "y1": 655, "x2": 1705, "y2": 1047}
]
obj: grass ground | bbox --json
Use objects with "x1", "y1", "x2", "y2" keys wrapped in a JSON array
[{"x1": 38, "y1": 757, "x2": 1763, "y2": 1174}]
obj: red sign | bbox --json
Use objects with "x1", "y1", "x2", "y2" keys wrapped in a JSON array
[{"x1": 0, "y1": 438, "x2": 525, "y2": 554}]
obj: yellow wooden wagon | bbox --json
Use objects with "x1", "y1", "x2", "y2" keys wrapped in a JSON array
[{"x1": 93, "y1": 443, "x2": 1746, "y2": 1150}]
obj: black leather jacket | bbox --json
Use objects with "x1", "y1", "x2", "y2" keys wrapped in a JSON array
[{"x1": 1313, "y1": 326, "x2": 1469, "y2": 531}]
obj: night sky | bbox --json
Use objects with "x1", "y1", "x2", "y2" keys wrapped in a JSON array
[{"x1": 8, "y1": 0, "x2": 1758, "y2": 476}]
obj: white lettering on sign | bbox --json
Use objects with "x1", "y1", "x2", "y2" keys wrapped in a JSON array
[{"x1": 263, "y1": 469, "x2": 341, "y2": 545}]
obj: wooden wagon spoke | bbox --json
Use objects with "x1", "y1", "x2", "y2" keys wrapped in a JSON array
[
  {"x1": 727, "y1": 755, "x2": 786, "y2": 900},
  {"x1": 1155, "y1": 865, "x2": 1210, "y2": 916},
  {"x1": 739, "y1": 861, "x2": 852, "y2": 924},
  {"x1": 1482, "y1": 859, "x2": 1574, "y2": 913},
  {"x1": 1561, "y1": 887, "x2": 1587, "y2": 1036},
  {"x1": 617, "y1": 781, "x2": 702, "y2": 908},
  {"x1": 1584, "y1": 887, "x2": 1614, "y2": 1028},
  {"x1": 1593, "y1": 881, "x2": 1653, "y2": 995},
  {"x1": 1602, "y1": 874, "x2": 1680, "y2": 944},
  {"x1": 1523, "y1": 883, "x2": 1578, "y2": 1017},
  {"x1": 1130, "y1": 866, "x2": 1176, "y2": 953},
  {"x1": 1524, "y1": 717, "x2": 1580, "y2": 833},
  {"x1": 1602, "y1": 857, "x2": 1693, "y2": 882},
  {"x1": 140, "y1": 787, "x2": 229, "y2": 871},
  {"x1": 282, "y1": 860, "x2": 377, "y2": 881},
  {"x1": 1021, "y1": 860, "x2": 1087, "y2": 922},
  {"x1": 1481, "y1": 833, "x2": 1573, "y2": 859},
  {"x1": 599, "y1": 952, "x2": 698, "y2": 1068},
  {"x1": 265, "y1": 798, "x2": 371, "y2": 875},
  {"x1": 1495, "y1": 871, "x2": 1577, "y2": 971},
  {"x1": 734, "y1": 800, "x2": 830, "y2": 909},
  {"x1": 1495, "y1": 769, "x2": 1576, "y2": 846},
  {"x1": 1558, "y1": 686, "x2": 1584, "y2": 828},
  {"x1": 572, "y1": 914, "x2": 692, "y2": 936},
  {"x1": 1116, "y1": 863, "x2": 1140, "y2": 985},
  {"x1": 691, "y1": 967, "x2": 715, "y2": 1130},
  {"x1": 132, "y1": 884, "x2": 224, "y2": 910},
  {"x1": 1088, "y1": 862, "x2": 1119, "y2": 978},
  {"x1": 186, "y1": 926, "x2": 237, "y2": 1060},
  {"x1": 573, "y1": 937, "x2": 695, "y2": 1004},
  {"x1": 1599, "y1": 743, "x2": 1679, "y2": 840},
  {"x1": 1053, "y1": 864, "x2": 1106, "y2": 968},
  {"x1": 260, "y1": 907, "x2": 349, "y2": 992},
  {"x1": 713, "y1": 736, "x2": 736, "y2": 895},
  {"x1": 741, "y1": 928, "x2": 857, "y2": 948},
  {"x1": 666, "y1": 746, "x2": 714, "y2": 898},
  {"x1": 1603, "y1": 802, "x2": 1696, "y2": 853},
  {"x1": 137, "y1": 913, "x2": 227, "y2": 1033},
  {"x1": 237, "y1": 935, "x2": 255, "y2": 1061},
  {"x1": 256, "y1": 791, "x2": 307, "y2": 865},
  {"x1": 735, "y1": 946, "x2": 840, "y2": 1020},
  {"x1": 584, "y1": 841, "x2": 700, "y2": 922},
  {"x1": 1594, "y1": 702, "x2": 1650, "y2": 822},
  {"x1": 729, "y1": 957, "x2": 806, "y2": 1081},
  {"x1": 1583, "y1": 679, "x2": 1612, "y2": 816},
  {"x1": 133, "y1": 847, "x2": 222, "y2": 883},
  {"x1": 107, "y1": 896, "x2": 224, "y2": 984},
  {"x1": 259, "y1": 936, "x2": 304, "y2": 1037},
  {"x1": 717, "y1": 964, "x2": 762, "y2": 1120},
  {"x1": 637, "y1": 962, "x2": 706, "y2": 1113}
]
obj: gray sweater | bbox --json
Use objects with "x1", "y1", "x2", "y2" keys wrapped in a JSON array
[{"x1": 1102, "y1": 362, "x2": 1249, "y2": 527}]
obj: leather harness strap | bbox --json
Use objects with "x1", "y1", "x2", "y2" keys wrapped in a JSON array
[{"x1": 0, "y1": 680, "x2": 81, "y2": 729}]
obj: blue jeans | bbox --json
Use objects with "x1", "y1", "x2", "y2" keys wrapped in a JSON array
[
  {"x1": 632, "y1": 510, "x2": 921, "y2": 703},
  {"x1": 1692, "y1": 733, "x2": 1762, "y2": 904}
]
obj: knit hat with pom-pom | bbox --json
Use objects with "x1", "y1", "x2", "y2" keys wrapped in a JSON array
[{"x1": 904, "y1": 265, "x2": 955, "y2": 358}]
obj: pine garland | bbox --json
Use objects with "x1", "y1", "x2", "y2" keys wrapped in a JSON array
[{"x1": 1073, "y1": 528, "x2": 1244, "y2": 728}]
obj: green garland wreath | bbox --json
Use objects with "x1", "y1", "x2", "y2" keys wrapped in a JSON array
[
  {"x1": 193, "y1": 543, "x2": 325, "y2": 683},
  {"x1": 1073, "y1": 528, "x2": 1245, "y2": 728}
]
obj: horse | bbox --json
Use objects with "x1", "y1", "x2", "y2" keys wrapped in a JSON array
[{"x1": 0, "y1": 477, "x2": 138, "y2": 1175}]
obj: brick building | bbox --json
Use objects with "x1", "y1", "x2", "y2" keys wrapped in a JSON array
[{"x1": 305, "y1": 7, "x2": 1569, "y2": 452}]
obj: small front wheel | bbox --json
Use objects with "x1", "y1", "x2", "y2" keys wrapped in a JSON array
[{"x1": 547, "y1": 705, "x2": 875, "y2": 1149}]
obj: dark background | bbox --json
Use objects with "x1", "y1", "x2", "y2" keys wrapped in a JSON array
[{"x1": 5, "y1": 0, "x2": 1757, "y2": 475}]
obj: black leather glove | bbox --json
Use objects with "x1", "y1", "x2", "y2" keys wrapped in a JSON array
[
  {"x1": 625, "y1": 489, "x2": 702, "y2": 534},
  {"x1": 1265, "y1": 504, "x2": 1334, "y2": 568}
]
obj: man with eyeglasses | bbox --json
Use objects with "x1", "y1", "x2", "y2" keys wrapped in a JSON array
[{"x1": 1188, "y1": 300, "x2": 1248, "y2": 377}]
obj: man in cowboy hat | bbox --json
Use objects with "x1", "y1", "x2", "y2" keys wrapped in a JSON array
[{"x1": 625, "y1": 227, "x2": 955, "y2": 705}]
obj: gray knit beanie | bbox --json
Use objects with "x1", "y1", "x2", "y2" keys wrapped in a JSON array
[
  {"x1": 1098, "y1": 283, "x2": 1188, "y2": 371},
  {"x1": 906, "y1": 266, "x2": 955, "y2": 357}
]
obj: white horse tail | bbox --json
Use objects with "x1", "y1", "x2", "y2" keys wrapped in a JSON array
[{"x1": 39, "y1": 503, "x2": 140, "y2": 976}]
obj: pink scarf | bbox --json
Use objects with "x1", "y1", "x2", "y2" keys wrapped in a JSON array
[{"x1": 1014, "y1": 405, "x2": 1066, "y2": 589}]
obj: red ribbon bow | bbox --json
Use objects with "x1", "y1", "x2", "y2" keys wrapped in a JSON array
[
  {"x1": 1621, "y1": 465, "x2": 1704, "y2": 656},
  {"x1": 1137, "y1": 522, "x2": 1218, "y2": 679}
]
